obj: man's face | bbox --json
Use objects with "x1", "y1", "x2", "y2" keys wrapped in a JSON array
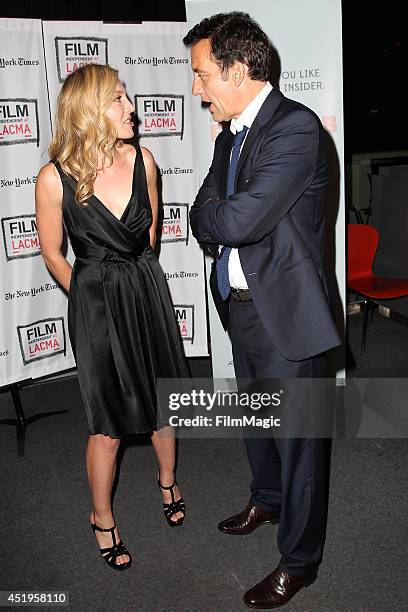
[{"x1": 190, "y1": 38, "x2": 238, "y2": 123}]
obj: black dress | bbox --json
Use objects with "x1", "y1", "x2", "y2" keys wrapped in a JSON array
[{"x1": 55, "y1": 144, "x2": 189, "y2": 437}]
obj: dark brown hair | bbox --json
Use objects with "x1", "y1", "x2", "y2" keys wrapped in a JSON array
[{"x1": 183, "y1": 11, "x2": 272, "y2": 81}]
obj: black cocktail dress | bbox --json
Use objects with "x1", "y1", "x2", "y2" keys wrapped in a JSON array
[{"x1": 55, "y1": 144, "x2": 188, "y2": 437}]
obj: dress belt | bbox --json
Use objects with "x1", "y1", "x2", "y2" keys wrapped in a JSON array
[
  {"x1": 102, "y1": 251, "x2": 140, "y2": 265},
  {"x1": 75, "y1": 250, "x2": 141, "y2": 265}
]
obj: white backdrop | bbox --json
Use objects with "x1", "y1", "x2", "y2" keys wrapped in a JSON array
[
  {"x1": 186, "y1": 0, "x2": 345, "y2": 379},
  {"x1": 1, "y1": 19, "x2": 209, "y2": 388},
  {"x1": 42, "y1": 21, "x2": 208, "y2": 358},
  {"x1": 0, "y1": 19, "x2": 76, "y2": 387},
  {"x1": 0, "y1": 7, "x2": 345, "y2": 387}
]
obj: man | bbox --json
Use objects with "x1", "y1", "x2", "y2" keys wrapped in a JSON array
[{"x1": 183, "y1": 12, "x2": 341, "y2": 609}]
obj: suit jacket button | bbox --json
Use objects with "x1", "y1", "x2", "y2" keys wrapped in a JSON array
[{"x1": 203, "y1": 233, "x2": 211, "y2": 241}]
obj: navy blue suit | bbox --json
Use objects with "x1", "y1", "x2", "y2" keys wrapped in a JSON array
[
  {"x1": 191, "y1": 88, "x2": 340, "y2": 360},
  {"x1": 190, "y1": 88, "x2": 341, "y2": 575}
]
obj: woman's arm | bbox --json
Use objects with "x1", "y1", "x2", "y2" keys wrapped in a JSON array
[
  {"x1": 35, "y1": 163, "x2": 72, "y2": 292},
  {"x1": 141, "y1": 147, "x2": 159, "y2": 248}
]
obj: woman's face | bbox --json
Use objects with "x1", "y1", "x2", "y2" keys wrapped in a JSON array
[{"x1": 105, "y1": 80, "x2": 135, "y2": 139}]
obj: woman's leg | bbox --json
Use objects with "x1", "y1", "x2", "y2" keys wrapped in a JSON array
[
  {"x1": 86, "y1": 433, "x2": 130, "y2": 565},
  {"x1": 151, "y1": 428, "x2": 184, "y2": 522}
]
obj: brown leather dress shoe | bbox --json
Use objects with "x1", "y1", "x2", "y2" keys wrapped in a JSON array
[
  {"x1": 218, "y1": 502, "x2": 279, "y2": 535},
  {"x1": 243, "y1": 568, "x2": 315, "y2": 609}
]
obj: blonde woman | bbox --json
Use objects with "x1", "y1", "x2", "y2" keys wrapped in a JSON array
[{"x1": 35, "y1": 64, "x2": 188, "y2": 571}]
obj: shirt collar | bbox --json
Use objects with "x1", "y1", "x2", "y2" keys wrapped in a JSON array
[{"x1": 230, "y1": 81, "x2": 272, "y2": 134}]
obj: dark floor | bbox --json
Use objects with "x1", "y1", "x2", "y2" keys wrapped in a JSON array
[
  {"x1": 347, "y1": 307, "x2": 408, "y2": 377},
  {"x1": 0, "y1": 311, "x2": 407, "y2": 611}
]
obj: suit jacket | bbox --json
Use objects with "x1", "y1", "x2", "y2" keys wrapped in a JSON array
[{"x1": 190, "y1": 88, "x2": 341, "y2": 361}]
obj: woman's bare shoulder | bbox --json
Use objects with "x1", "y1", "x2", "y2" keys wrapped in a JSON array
[
  {"x1": 37, "y1": 162, "x2": 60, "y2": 186},
  {"x1": 36, "y1": 162, "x2": 62, "y2": 204},
  {"x1": 140, "y1": 146, "x2": 156, "y2": 168}
]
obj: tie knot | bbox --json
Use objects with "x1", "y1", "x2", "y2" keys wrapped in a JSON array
[{"x1": 233, "y1": 125, "x2": 248, "y2": 147}]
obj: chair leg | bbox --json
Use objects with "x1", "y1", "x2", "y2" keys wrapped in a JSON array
[{"x1": 361, "y1": 299, "x2": 372, "y2": 356}]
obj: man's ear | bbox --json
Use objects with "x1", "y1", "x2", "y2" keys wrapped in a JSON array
[{"x1": 231, "y1": 62, "x2": 246, "y2": 87}]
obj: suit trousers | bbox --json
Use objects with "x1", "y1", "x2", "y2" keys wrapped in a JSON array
[{"x1": 229, "y1": 298, "x2": 330, "y2": 576}]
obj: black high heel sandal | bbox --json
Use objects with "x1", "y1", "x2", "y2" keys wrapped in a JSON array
[
  {"x1": 91, "y1": 519, "x2": 132, "y2": 571},
  {"x1": 158, "y1": 478, "x2": 186, "y2": 527}
]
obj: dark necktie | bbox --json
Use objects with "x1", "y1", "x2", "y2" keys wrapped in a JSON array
[{"x1": 216, "y1": 125, "x2": 248, "y2": 300}]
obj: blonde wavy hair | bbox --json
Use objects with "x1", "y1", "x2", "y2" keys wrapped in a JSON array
[{"x1": 49, "y1": 63, "x2": 121, "y2": 205}]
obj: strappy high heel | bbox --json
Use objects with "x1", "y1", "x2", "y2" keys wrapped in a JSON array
[
  {"x1": 91, "y1": 518, "x2": 132, "y2": 571},
  {"x1": 158, "y1": 477, "x2": 186, "y2": 527}
]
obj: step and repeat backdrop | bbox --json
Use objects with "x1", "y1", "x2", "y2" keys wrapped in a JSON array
[
  {"x1": 1, "y1": 4, "x2": 345, "y2": 387},
  {"x1": 0, "y1": 19, "x2": 208, "y2": 388},
  {"x1": 186, "y1": 0, "x2": 345, "y2": 379}
]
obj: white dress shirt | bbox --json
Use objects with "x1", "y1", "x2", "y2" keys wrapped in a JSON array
[{"x1": 227, "y1": 81, "x2": 272, "y2": 289}]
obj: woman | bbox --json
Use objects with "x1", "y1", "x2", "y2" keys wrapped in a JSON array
[{"x1": 35, "y1": 64, "x2": 189, "y2": 571}]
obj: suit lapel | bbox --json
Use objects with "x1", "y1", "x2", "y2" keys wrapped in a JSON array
[
  {"x1": 236, "y1": 119, "x2": 261, "y2": 178},
  {"x1": 215, "y1": 129, "x2": 233, "y2": 198},
  {"x1": 236, "y1": 88, "x2": 284, "y2": 179},
  {"x1": 212, "y1": 89, "x2": 284, "y2": 196}
]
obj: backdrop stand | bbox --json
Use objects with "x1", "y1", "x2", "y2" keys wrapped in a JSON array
[{"x1": 0, "y1": 383, "x2": 68, "y2": 458}]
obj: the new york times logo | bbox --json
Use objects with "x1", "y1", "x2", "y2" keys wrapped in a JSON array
[
  {"x1": 159, "y1": 203, "x2": 189, "y2": 245},
  {"x1": 135, "y1": 94, "x2": 184, "y2": 139},
  {"x1": 55, "y1": 37, "x2": 109, "y2": 83},
  {"x1": 17, "y1": 317, "x2": 67, "y2": 365},
  {"x1": 1, "y1": 214, "x2": 40, "y2": 261},
  {"x1": 0, "y1": 99, "x2": 39, "y2": 147},
  {"x1": 174, "y1": 305, "x2": 194, "y2": 343},
  {"x1": 0, "y1": 57, "x2": 40, "y2": 69}
]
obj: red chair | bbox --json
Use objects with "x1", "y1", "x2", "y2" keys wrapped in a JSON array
[{"x1": 348, "y1": 224, "x2": 408, "y2": 355}]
